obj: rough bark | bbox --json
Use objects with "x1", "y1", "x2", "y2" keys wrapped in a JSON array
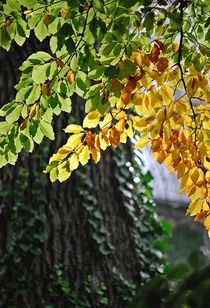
[{"x1": 0, "y1": 40, "x2": 163, "y2": 307}]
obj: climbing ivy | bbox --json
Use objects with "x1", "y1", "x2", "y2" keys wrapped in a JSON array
[
  {"x1": 0, "y1": 157, "x2": 48, "y2": 305},
  {"x1": 0, "y1": 143, "x2": 168, "y2": 306}
]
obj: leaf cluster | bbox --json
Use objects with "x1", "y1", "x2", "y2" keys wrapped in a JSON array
[{"x1": 0, "y1": 0, "x2": 210, "y2": 234}]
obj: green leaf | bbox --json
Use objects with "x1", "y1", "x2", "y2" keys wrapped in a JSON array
[
  {"x1": 32, "y1": 63, "x2": 51, "y2": 84},
  {"x1": 58, "y1": 95, "x2": 72, "y2": 113},
  {"x1": 7, "y1": 0, "x2": 20, "y2": 11},
  {"x1": 1, "y1": 28, "x2": 11, "y2": 51},
  {"x1": 160, "y1": 220, "x2": 172, "y2": 237},
  {"x1": 6, "y1": 104, "x2": 22, "y2": 123},
  {"x1": 75, "y1": 71, "x2": 89, "y2": 96},
  {"x1": 49, "y1": 167, "x2": 58, "y2": 182},
  {"x1": 29, "y1": 51, "x2": 52, "y2": 62},
  {"x1": 34, "y1": 20, "x2": 49, "y2": 41},
  {"x1": 167, "y1": 264, "x2": 190, "y2": 280},
  {"x1": 26, "y1": 84, "x2": 41, "y2": 104},
  {"x1": 15, "y1": 19, "x2": 30, "y2": 46},
  {"x1": 0, "y1": 122, "x2": 13, "y2": 135},
  {"x1": 19, "y1": 0, "x2": 37, "y2": 7},
  {"x1": 93, "y1": 0, "x2": 105, "y2": 13},
  {"x1": 33, "y1": 126, "x2": 44, "y2": 144},
  {"x1": 40, "y1": 119, "x2": 55, "y2": 140},
  {"x1": 57, "y1": 161, "x2": 71, "y2": 182},
  {"x1": 20, "y1": 132, "x2": 34, "y2": 152}
]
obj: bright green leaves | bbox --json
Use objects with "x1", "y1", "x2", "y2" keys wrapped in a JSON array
[
  {"x1": 32, "y1": 61, "x2": 57, "y2": 84},
  {"x1": 0, "y1": 0, "x2": 209, "y2": 187},
  {"x1": 34, "y1": 19, "x2": 49, "y2": 42},
  {"x1": 0, "y1": 101, "x2": 22, "y2": 123},
  {"x1": 40, "y1": 119, "x2": 55, "y2": 140},
  {"x1": 6, "y1": 0, "x2": 20, "y2": 11},
  {"x1": 75, "y1": 71, "x2": 90, "y2": 97},
  {"x1": 0, "y1": 122, "x2": 13, "y2": 135},
  {"x1": 0, "y1": 14, "x2": 30, "y2": 50}
]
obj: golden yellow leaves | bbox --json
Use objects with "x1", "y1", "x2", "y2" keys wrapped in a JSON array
[
  {"x1": 20, "y1": 103, "x2": 39, "y2": 131},
  {"x1": 44, "y1": 40, "x2": 210, "y2": 236},
  {"x1": 67, "y1": 70, "x2": 75, "y2": 84},
  {"x1": 83, "y1": 111, "x2": 101, "y2": 128},
  {"x1": 135, "y1": 137, "x2": 149, "y2": 149},
  {"x1": 45, "y1": 107, "x2": 134, "y2": 181},
  {"x1": 79, "y1": 145, "x2": 90, "y2": 165},
  {"x1": 64, "y1": 124, "x2": 84, "y2": 134},
  {"x1": 186, "y1": 77, "x2": 199, "y2": 98}
]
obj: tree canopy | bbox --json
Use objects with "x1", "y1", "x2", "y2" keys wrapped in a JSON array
[{"x1": 0, "y1": 0, "x2": 210, "y2": 233}]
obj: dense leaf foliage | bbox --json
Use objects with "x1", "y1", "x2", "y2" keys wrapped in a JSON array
[
  {"x1": 0, "y1": 0, "x2": 210, "y2": 233},
  {"x1": 130, "y1": 253, "x2": 210, "y2": 307}
]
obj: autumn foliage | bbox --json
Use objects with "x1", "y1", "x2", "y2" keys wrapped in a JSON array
[{"x1": 0, "y1": 0, "x2": 210, "y2": 234}]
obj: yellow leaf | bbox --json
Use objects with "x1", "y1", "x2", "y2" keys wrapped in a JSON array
[
  {"x1": 203, "y1": 120, "x2": 210, "y2": 130},
  {"x1": 79, "y1": 145, "x2": 90, "y2": 166},
  {"x1": 69, "y1": 153, "x2": 79, "y2": 171},
  {"x1": 99, "y1": 113, "x2": 112, "y2": 129},
  {"x1": 203, "y1": 199, "x2": 209, "y2": 211},
  {"x1": 164, "y1": 153, "x2": 172, "y2": 167},
  {"x1": 175, "y1": 100, "x2": 188, "y2": 114},
  {"x1": 204, "y1": 158, "x2": 210, "y2": 171},
  {"x1": 177, "y1": 162, "x2": 186, "y2": 179},
  {"x1": 49, "y1": 168, "x2": 58, "y2": 183},
  {"x1": 57, "y1": 161, "x2": 71, "y2": 182},
  {"x1": 142, "y1": 93, "x2": 150, "y2": 110},
  {"x1": 64, "y1": 124, "x2": 84, "y2": 134},
  {"x1": 132, "y1": 51, "x2": 142, "y2": 67},
  {"x1": 91, "y1": 148, "x2": 101, "y2": 163},
  {"x1": 132, "y1": 116, "x2": 147, "y2": 130},
  {"x1": 190, "y1": 186, "x2": 202, "y2": 201},
  {"x1": 99, "y1": 133, "x2": 109, "y2": 150},
  {"x1": 83, "y1": 111, "x2": 100, "y2": 128},
  {"x1": 206, "y1": 171, "x2": 210, "y2": 183},
  {"x1": 115, "y1": 119, "x2": 125, "y2": 132},
  {"x1": 113, "y1": 109, "x2": 127, "y2": 120},
  {"x1": 204, "y1": 215, "x2": 210, "y2": 229},
  {"x1": 132, "y1": 93, "x2": 142, "y2": 106},
  {"x1": 198, "y1": 142, "x2": 207, "y2": 159},
  {"x1": 186, "y1": 77, "x2": 198, "y2": 98},
  {"x1": 67, "y1": 70, "x2": 75, "y2": 84},
  {"x1": 154, "y1": 151, "x2": 166, "y2": 164},
  {"x1": 135, "y1": 137, "x2": 149, "y2": 149},
  {"x1": 29, "y1": 103, "x2": 37, "y2": 119},
  {"x1": 49, "y1": 151, "x2": 69, "y2": 163},
  {"x1": 187, "y1": 199, "x2": 202, "y2": 216},
  {"x1": 120, "y1": 132, "x2": 128, "y2": 143},
  {"x1": 58, "y1": 145, "x2": 71, "y2": 154},
  {"x1": 160, "y1": 84, "x2": 173, "y2": 105},
  {"x1": 66, "y1": 133, "x2": 84, "y2": 150},
  {"x1": 172, "y1": 42, "x2": 179, "y2": 53},
  {"x1": 190, "y1": 168, "x2": 199, "y2": 184},
  {"x1": 179, "y1": 173, "x2": 190, "y2": 193},
  {"x1": 125, "y1": 120, "x2": 134, "y2": 137},
  {"x1": 186, "y1": 186, "x2": 196, "y2": 198}
]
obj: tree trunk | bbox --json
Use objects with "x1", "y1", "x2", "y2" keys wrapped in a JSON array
[{"x1": 0, "y1": 41, "x2": 165, "y2": 307}]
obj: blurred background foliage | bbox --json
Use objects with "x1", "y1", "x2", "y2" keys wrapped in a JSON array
[{"x1": 130, "y1": 251, "x2": 210, "y2": 308}]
